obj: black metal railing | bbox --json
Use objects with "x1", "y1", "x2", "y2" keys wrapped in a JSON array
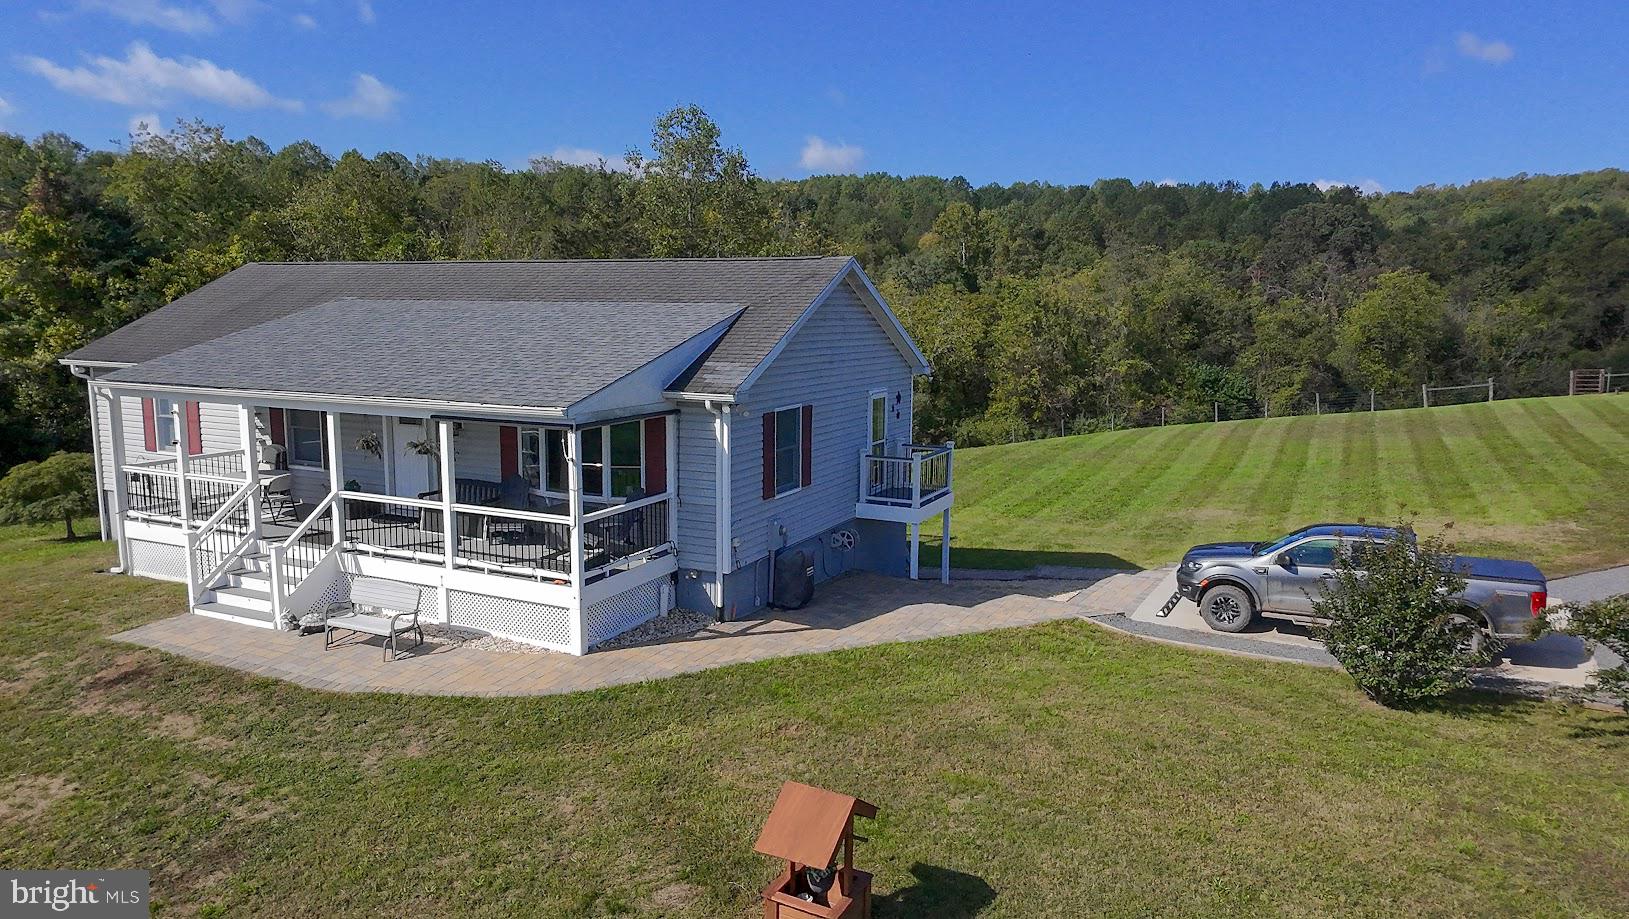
[
  {"x1": 582, "y1": 498, "x2": 669, "y2": 574},
  {"x1": 190, "y1": 487, "x2": 253, "y2": 587},
  {"x1": 279, "y1": 503, "x2": 335, "y2": 593},
  {"x1": 452, "y1": 508, "x2": 573, "y2": 576},
  {"x1": 340, "y1": 496, "x2": 446, "y2": 561}
]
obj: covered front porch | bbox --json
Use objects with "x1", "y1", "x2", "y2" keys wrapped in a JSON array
[{"x1": 103, "y1": 393, "x2": 678, "y2": 655}]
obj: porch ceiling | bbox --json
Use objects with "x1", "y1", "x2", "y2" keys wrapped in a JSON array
[{"x1": 103, "y1": 299, "x2": 741, "y2": 412}]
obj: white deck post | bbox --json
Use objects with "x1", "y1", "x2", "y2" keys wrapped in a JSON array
[
  {"x1": 104, "y1": 388, "x2": 131, "y2": 573},
  {"x1": 239, "y1": 404, "x2": 263, "y2": 537},
  {"x1": 664, "y1": 414, "x2": 678, "y2": 553},
  {"x1": 326, "y1": 412, "x2": 345, "y2": 549},
  {"x1": 438, "y1": 419, "x2": 456, "y2": 571},
  {"x1": 173, "y1": 401, "x2": 197, "y2": 605},
  {"x1": 566, "y1": 427, "x2": 587, "y2": 655},
  {"x1": 940, "y1": 509, "x2": 951, "y2": 585},
  {"x1": 909, "y1": 521, "x2": 920, "y2": 580}
]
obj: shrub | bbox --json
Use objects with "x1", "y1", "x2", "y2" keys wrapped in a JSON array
[
  {"x1": 0, "y1": 452, "x2": 98, "y2": 539},
  {"x1": 1313, "y1": 527, "x2": 1481, "y2": 707},
  {"x1": 1532, "y1": 594, "x2": 1629, "y2": 710}
]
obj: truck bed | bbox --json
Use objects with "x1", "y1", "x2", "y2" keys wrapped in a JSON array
[{"x1": 1453, "y1": 555, "x2": 1545, "y2": 585}]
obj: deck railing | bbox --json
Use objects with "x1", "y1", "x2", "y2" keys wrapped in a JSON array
[
  {"x1": 126, "y1": 450, "x2": 247, "y2": 481},
  {"x1": 859, "y1": 443, "x2": 954, "y2": 509},
  {"x1": 582, "y1": 495, "x2": 671, "y2": 579},
  {"x1": 338, "y1": 493, "x2": 448, "y2": 564},
  {"x1": 187, "y1": 480, "x2": 257, "y2": 600},
  {"x1": 451, "y1": 504, "x2": 573, "y2": 578},
  {"x1": 126, "y1": 470, "x2": 248, "y2": 523}
]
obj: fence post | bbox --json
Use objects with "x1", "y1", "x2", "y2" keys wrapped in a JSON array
[
  {"x1": 1421, "y1": 384, "x2": 1429, "y2": 408},
  {"x1": 1487, "y1": 377, "x2": 1495, "y2": 402},
  {"x1": 1213, "y1": 402, "x2": 1219, "y2": 423},
  {"x1": 1370, "y1": 389, "x2": 1375, "y2": 412},
  {"x1": 1315, "y1": 392, "x2": 1321, "y2": 416},
  {"x1": 1160, "y1": 406, "x2": 1165, "y2": 427}
]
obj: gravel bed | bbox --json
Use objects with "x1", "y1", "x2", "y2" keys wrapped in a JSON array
[
  {"x1": 592, "y1": 608, "x2": 713, "y2": 651},
  {"x1": 420, "y1": 623, "x2": 555, "y2": 655}
]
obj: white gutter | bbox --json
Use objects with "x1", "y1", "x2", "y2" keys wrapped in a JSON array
[
  {"x1": 707, "y1": 399, "x2": 733, "y2": 617},
  {"x1": 59, "y1": 359, "x2": 134, "y2": 370},
  {"x1": 68, "y1": 366, "x2": 112, "y2": 549},
  {"x1": 93, "y1": 380, "x2": 571, "y2": 422}
]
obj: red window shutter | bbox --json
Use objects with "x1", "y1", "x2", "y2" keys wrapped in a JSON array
[
  {"x1": 141, "y1": 398, "x2": 157, "y2": 451},
  {"x1": 184, "y1": 401, "x2": 203, "y2": 455},
  {"x1": 268, "y1": 408, "x2": 286, "y2": 446},
  {"x1": 499, "y1": 425, "x2": 519, "y2": 479},
  {"x1": 761, "y1": 411, "x2": 776, "y2": 500},
  {"x1": 800, "y1": 405, "x2": 813, "y2": 488},
  {"x1": 643, "y1": 416, "x2": 667, "y2": 494}
]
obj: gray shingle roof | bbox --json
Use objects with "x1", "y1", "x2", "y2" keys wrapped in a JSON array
[
  {"x1": 69, "y1": 257, "x2": 855, "y2": 395},
  {"x1": 102, "y1": 299, "x2": 743, "y2": 411}
]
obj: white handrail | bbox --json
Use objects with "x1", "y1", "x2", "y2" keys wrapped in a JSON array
[
  {"x1": 278, "y1": 491, "x2": 338, "y2": 550},
  {"x1": 581, "y1": 492, "x2": 668, "y2": 523},
  {"x1": 450, "y1": 501, "x2": 572, "y2": 524},
  {"x1": 195, "y1": 478, "x2": 258, "y2": 533},
  {"x1": 337, "y1": 490, "x2": 442, "y2": 510}
]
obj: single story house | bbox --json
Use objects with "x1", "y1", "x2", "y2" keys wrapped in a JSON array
[{"x1": 62, "y1": 257, "x2": 954, "y2": 655}]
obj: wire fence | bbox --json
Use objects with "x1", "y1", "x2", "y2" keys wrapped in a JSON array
[{"x1": 1065, "y1": 367, "x2": 1625, "y2": 436}]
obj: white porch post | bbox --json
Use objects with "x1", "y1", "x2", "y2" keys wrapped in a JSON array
[
  {"x1": 326, "y1": 412, "x2": 345, "y2": 549},
  {"x1": 909, "y1": 521, "x2": 920, "y2": 580},
  {"x1": 85, "y1": 377, "x2": 108, "y2": 541},
  {"x1": 664, "y1": 413, "x2": 678, "y2": 534},
  {"x1": 239, "y1": 405, "x2": 263, "y2": 535},
  {"x1": 173, "y1": 401, "x2": 197, "y2": 605},
  {"x1": 104, "y1": 387, "x2": 131, "y2": 573},
  {"x1": 438, "y1": 419, "x2": 456, "y2": 571},
  {"x1": 566, "y1": 427, "x2": 587, "y2": 654},
  {"x1": 940, "y1": 509, "x2": 951, "y2": 585}
]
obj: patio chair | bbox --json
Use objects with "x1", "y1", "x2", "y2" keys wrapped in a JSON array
[
  {"x1": 260, "y1": 471, "x2": 297, "y2": 522},
  {"x1": 484, "y1": 474, "x2": 532, "y2": 543}
]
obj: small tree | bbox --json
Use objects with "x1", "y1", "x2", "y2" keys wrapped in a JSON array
[
  {"x1": 1313, "y1": 527, "x2": 1482, "y2": 707},
  {"x1": 1531, "y1": 595, "x2": 1629, "y2": 710},
  {"x1": 0, "y1": 452, "x2": 98, "y2": 539}
]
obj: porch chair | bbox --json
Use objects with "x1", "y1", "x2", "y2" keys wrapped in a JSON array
[
  {"x1": 484, "y1": 474, "x2": 533, "y2": 543},
  {"x1": 324, "y1": 576, "x2": 425, "y2": 662}
]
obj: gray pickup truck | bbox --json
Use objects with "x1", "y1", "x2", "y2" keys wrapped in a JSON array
[{"x1": 1173, "y1": 524, "x2": 1548, "y2": 653}]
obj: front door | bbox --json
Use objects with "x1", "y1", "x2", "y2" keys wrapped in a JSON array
[
  {"x1": 391, "y1": 418, "x2": 434, "y2": 497},
  {"x1": 1266, "y1": 537, "x2": 1340, "y2": 613},
  {"x1": 868, "y1": 392, "x2": 888, "y2": 490}
]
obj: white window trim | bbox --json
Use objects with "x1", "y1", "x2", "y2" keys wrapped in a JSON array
[
  {"x1": 285, "y1": 408, "x2": 327, "y2": 469},
  {"x1": 152, "y1": 397, "x2": 177, "y2": 451},
  {"x1": 769, "y1": 403, "x2": 805, "y2": 500},
  {"x1": 519, "y1": 421, "x2": 649, "y2": 503},
  {"x1": 868, "y1": 389, "x2": 887, "y2": 458}
]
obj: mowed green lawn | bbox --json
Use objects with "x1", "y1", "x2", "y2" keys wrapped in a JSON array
[
  {"x1": 3, "y1": 523, "x2": 1628, "y2": 917},
  {"x1": 946, "y1": 394, "x2": 1629, "y2": 575}
]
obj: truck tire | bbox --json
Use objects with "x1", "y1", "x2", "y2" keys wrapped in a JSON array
[
  {"x1": 1199, "y1": 584, "x2": 1255, "y2": 633},
  {"x1": 1445, "y1": 611, "x2": 1489, "y2": 661}
]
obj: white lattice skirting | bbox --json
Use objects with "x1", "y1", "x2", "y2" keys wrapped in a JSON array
[
  {"x1": 448, "y1": 590, "x2": 573, "y2": 650},
  {"x1": 128, "y1": 539, "x2": 188, "y2": 582},
  {"x1": 585, "y1": 577, "x2": 669, "y2": 647}
]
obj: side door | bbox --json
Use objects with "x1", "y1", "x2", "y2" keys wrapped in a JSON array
[{"x1": 1265, "y1": 537, "x2": 1340, "y2": 613}]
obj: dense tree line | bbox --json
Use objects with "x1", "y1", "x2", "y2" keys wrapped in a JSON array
[{"x1": 2, "y1": 107, "x2": 1626, "y2": 471}]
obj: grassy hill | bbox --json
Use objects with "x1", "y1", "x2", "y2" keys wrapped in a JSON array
[{"x1": 946, "y1": 394, "x2": 1629, "y2": 576}]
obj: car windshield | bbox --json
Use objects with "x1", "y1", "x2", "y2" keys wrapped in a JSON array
[{"x1": 1252, "y1": 527, "x2": 1317, "y2": 557}]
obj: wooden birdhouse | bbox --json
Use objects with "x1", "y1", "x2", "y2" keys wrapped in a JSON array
[{"x1": 754, "y1": 781, "x2": 878, "y2": 919}]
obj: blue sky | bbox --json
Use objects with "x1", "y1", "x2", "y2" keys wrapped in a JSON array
[{"x1": 1, "y1": 1, "x2": 1625, "y2": 192}]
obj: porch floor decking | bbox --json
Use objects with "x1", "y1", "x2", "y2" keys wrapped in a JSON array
[{"x1": 113, "y1": 571, "x2": 1152, "y2": 696}]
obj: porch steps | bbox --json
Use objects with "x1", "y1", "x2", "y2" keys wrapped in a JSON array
[{"x1": 192, "y1": 546, "x2": 277, "y2": 626}]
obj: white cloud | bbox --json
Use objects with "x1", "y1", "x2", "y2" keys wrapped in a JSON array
[
  {"x1": 356, "y1": 0, "x2": 375, "y2": 24},
  {"x1": 128, "y1": 111, "x2": 161, "y2": 135},
  {"x1": 1314, "y1": 178, "x2": 1385, "y2": 196},
  {"x1": 19, "y1": 42, "x2": 302, "y2": 110},
  {"x1": 291, "y1": 12, "x2": 316, "y2": 29},
  {"x1": 0, "y1": 94, "x2": 12, "y2": 125},
  {"x1": 78, "y1": 0, "x2": 216, "y2": 34},
  {"x1": 1456, "y1": 32, "x2": 1514, "y2": 65},
  {"x1": 1156, "y1": 177, "x2": 1177, "y2": 187},
  {"x1": 534, "y1": 146, "x2": 628, "y2": 171},
  {"x1": 320, "y1": 73, "x2": 400, "y2": 119},
  {"x1": 799, "y1": 136, "x2": 864, "y2": 173}
]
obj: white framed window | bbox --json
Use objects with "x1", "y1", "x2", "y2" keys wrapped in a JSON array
[
  {"x1": 515, "y1": 427, "x2": 573, "y2": 495},
  {"x1": 609, "y1": 421, "x2": 642, "y2": 497},
  {"x1": 774, "y1": 406, "x2": 801, "y2": 496},
  {"x1": 545, "y1": 429, "x2": 567, "y2": 493},
  {"x1": 153, "y1": 397, "x2": 177, "y2": 450},
  {"x1": 519, "y1": 428, "x2": 542, "y2": 489},
  {"x1": 285, "y1": 409, "x2": 327, "y2": 468}
]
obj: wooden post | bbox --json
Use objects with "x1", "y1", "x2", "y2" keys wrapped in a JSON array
[
  {"x1": 105, "y1": 388, "x2": 131, "y2": 573},
  {"x1": 566, "y1": 427, "x2": 586, "y2": 655},
  {"x1": 1370, "y1": 389, "x2": 1376, "y2": 412},
  {"x1": 1487, "y1": 377, "x2": 1495, "y2": 402},
  {"x1": 1421, "y1": 383, "x2": 1429, "y2": 408},
  {"x1": 1214, "y1": 402, "x2": 1219, "y2": 423},
  {"x1": 1315, "y1": 392, "x2": 1321, "y2": 415}
]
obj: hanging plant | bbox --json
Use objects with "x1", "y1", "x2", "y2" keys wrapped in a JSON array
[{"x1": 353, "y1": 430, "x2": 383, "y2": 458}]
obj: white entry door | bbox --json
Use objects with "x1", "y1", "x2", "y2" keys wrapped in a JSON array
[{"x1": 391, "y1": 418, "x2": 434, "y2": 497}]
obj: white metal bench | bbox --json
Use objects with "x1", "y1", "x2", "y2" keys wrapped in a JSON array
[{"x1": 324, "y1": 576, "x2": 424, "y2": 661}]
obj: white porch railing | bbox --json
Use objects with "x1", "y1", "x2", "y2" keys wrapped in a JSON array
[
  {"x1": 125, "y1": 450, "x2": 249, "y2": 524},
  {"x1": 186, "y1": 479, "x2": 259, "y2": 600},
  {"x1": 126, "y1": 449, "x2": 247, "y2": 481},
  {"x1": 859, "y1": 442, "x2": 954, "y2": 509},
  {"x1": 268, "y1": 491, "x2": 339, "y2": 625},
  {"x1": 581, "y1": 495, "x2": 672, "y2": 580}
]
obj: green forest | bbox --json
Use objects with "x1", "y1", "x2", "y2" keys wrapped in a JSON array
[{"x1": 2, "y1": 105, "x2": 1626, "y2": 472}]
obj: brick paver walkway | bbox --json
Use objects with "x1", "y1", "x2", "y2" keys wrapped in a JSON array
[{"x1": 113, "y1": 571, "x2": 1158, "y2": 696}]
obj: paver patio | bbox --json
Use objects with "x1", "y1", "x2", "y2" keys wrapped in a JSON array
[{"x1": 113, "y1": 569, "x2": 1165, "y2": 696}]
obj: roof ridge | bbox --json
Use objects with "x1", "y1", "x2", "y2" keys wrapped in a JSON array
[{"x1": 245, "y1": 255, "x2": 850, "y2": 267}]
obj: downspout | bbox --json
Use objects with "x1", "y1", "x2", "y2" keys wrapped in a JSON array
[
  {"x1": 706, "y1": 400, "x2": 733, "y2": 620},
  {"x1": 70, "y1": 365, "x2": 113, "y2": 552}
]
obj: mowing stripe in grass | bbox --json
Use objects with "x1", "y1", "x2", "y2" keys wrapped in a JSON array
[
  {"x1": 1331, "y1": 412, "x2": 1382, "y2": 520},
  {"x1": 1400, "y1": 411, "x2": 1490, "y2": 522},
  {"x1": 1515, "y1": 401, "x2": 1620, "y2": 483},
  {"x1": 973, "y1": 427, "x2": 1169, "y2": 521},
  {"x1": 1452, "y1": 405, "x2": 1566, "y2": 524},
  {"x1": 1249, "y1": 418, "x2": 1319, "y2": 535},
  {"x1": 1572, "y1": 395, "x2": 1629, "y2": 443},
  {"x1": 1124, "y1": 417, "x2": 1266, "y2": 554},
  {"x1": 1538, "y1": 398, "x2": 1629, "y2": 459}
]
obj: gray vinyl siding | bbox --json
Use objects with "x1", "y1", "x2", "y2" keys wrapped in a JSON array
[
  {"x1": 95, "y1": 392, "x2": 244, "y2": 491},
  {"x1": 451, "y1": 420, "x2": 503, "y2": 484},
  {"x1": 730, "y1": 278, "x2": 915, "y2": 565},
  {"x1": 674, "y1": 403, "x2": 717, "y2": 571}
]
